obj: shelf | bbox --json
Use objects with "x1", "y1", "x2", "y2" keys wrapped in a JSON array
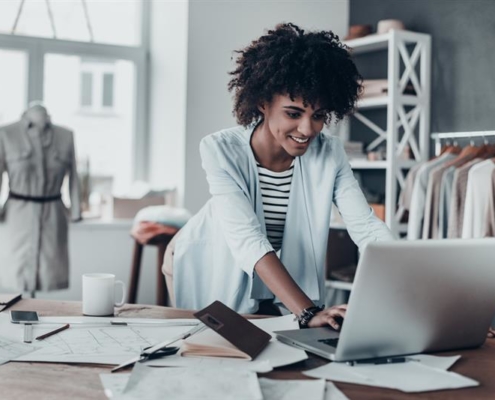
[
  {"x1": 343, "y1": 30, "x2": 431, "y2": 55},
  {"x1": 349, "y1": 160, "x2": 387, "y2": 169},
  {"x1": 342, "y1": 30, "x2": 431, "y2": 239},
  {"x1": 325, "y1": 280, "x2": 353, "y2": 291},
  {"x1": 343, "y1": 32, "x2": 390, "y2": 54},
  {"x1": 356, "y1": 95, "x2": 420, "y2": 110},
  {"x1": 398, "y1": 223, "x2": 408, "y2": 234},
  {"x1": 349, "y1": 159, "x2": 419, "y2": 169}
]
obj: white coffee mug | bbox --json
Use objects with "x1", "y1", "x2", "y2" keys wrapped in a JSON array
[{"x1": 82, "y1": 273, "x2": 126, "y2": 316}]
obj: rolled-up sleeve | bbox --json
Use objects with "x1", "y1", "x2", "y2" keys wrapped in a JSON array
[
  {"x1": 332, "y1": 139, "x2": 395, "y2": 251},
  {"x1": 200, "y1": 137, "x2": 274, "y2": 276}
]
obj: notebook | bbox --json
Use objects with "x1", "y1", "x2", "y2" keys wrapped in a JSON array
[{"x1": 181, "y1": 301, "x2": 271, "y2": 360}]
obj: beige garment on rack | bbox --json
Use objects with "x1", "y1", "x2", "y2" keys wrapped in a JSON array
[
  {"x1": 398, "y1": 163, "x2": 422, "y2": 212},
  {"x1": 423, "y1": 154, "x2": 476, "y2": 239},
  {"x1": 461, "y1": 160, "x2": 495, "y2": 239},
  {"x1": 447, "y1": 159, "x2": 482, "y2": 239},
  {"x1": 483, "y1": 168, "x2": 495, "y2": 237},
  {"x1": 407, "y1": 153, "x2": 456, "y2": 240}
]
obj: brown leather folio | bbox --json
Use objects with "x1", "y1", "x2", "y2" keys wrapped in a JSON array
[
  {"x1": 193, "y1": 300, "x2": 271, "y2": 360},
  {"x1": 0, "y1": 293, "x2": 22, "y2": 312}
]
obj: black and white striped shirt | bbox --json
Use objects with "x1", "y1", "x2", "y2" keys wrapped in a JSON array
[{"x1": 257, "y1": 160, "x2": 295, "y2": 251}]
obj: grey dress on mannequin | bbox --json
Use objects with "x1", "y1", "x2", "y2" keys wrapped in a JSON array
[{"x1": 0, "y1": 105, "x2": 81, "y2": 292}]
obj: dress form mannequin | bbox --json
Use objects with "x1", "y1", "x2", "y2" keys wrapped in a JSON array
[
  {"x1": 24, "y1": 103, "x2": 50, "y2": 130},
  {"x1": 0, "y1": 103, "x2": 81, "y2": 293}
]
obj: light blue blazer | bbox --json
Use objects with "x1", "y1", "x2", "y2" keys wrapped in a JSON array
[{"x1": 174, "y1": 125, "x2": 394, "y2": 313}]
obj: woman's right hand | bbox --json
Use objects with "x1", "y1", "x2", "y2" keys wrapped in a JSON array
[{"x1": 307, "y1": 304, "x2": 347, "y2": 329}]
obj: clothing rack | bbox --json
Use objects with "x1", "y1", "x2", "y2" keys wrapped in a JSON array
[{"x1": 431, "y1": 131, "x2": 495, "y2": 156}]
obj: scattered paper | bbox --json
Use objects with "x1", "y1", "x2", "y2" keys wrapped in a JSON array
[
  {"x1": 251, "y1": 314, "x2": 299, "y2": 337},
  {"x1": 101, "y1": 373, "x2": 350, "y2": 400},
  {"x1": 258, "y1": 378, "x2": 325, "y2": 400},
  {"x1": 117, "y1": 364, "x2": 263, "y2": 400},
  {"x1": 0, "y1": 335, "x2": 37, "y2": 365},
  {"x1": 100, "y1": 373, "x2": 130, "y2": 398},
  {"x1": 410, "y1": 354, "x2": 461, "y2": 370},
  {"x1": 146, "y1": 353, "x2": 273, "y2": 373},
  {"x1": 0, "y1": 314, "x2": 198, "y2": 365},
  {"x1": 324, "y1": 382, "x2": 350, "y2": 400},
  {"x1": 303, "y1": 355, "x2": 478, "y2": 393}
]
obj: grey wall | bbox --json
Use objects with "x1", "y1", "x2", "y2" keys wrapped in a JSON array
[
  {"x1": 183, "y1": 0, "x2": 349, "y2": 213},
  {"x1": 350, "y1": 0, "x2": 495, "y2": 134}
]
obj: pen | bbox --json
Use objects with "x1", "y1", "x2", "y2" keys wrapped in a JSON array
[
  {"x1": 35, "y1": 324, "x2": 70, "y2": 341},
  {"x1": 347, "y1": 357, "x2": 411, "y2": 366}
]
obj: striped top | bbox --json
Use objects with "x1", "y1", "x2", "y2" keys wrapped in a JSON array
[{"x1": 257, "y1": 160, "x2": 295, "y2": 251}]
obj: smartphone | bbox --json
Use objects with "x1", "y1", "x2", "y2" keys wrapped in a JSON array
[{"x1": 10, "y1": 310, "x2": 39, "y2": 324}]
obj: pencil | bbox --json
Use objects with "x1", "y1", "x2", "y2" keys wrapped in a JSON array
[{"x1": 35, "y1": 323, "x2": 70, "y2": 341}]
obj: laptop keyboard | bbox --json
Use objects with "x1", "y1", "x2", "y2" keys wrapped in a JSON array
[{"x1": 318, "y1": 338, "x2": 339, "y2": 348}]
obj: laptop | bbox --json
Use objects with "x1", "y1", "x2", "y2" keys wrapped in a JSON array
[{"x1": 275, "y1": 238, "x2": 495, "y2": 362}]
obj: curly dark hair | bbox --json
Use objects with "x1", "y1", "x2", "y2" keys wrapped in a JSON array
[{"x1": 228, "y1": 23, "x2": 362, "y2": 126}]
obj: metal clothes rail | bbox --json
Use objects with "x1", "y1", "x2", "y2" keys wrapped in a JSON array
[{"x1": 431, "y1": 131, "x2": 495, "y2": 156}]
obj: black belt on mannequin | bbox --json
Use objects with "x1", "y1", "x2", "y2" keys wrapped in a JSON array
[{"x1": 9, "y1": 191, "x2": 62, "y2": 203}]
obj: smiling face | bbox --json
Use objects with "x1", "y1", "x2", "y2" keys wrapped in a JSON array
[{"x1": 258, "y1": 94, "x2": 326, "y2": 159}]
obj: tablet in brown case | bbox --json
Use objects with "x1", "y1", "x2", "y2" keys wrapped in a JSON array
[{"x1": 194, "y1": 300, "x2": 272, "y2": 360}]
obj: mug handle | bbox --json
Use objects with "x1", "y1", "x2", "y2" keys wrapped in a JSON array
[{"x1": 114, "y1": 280, "x2": 126, "y2": 307}]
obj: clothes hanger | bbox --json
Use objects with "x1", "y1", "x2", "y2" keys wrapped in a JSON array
[
  {"x1": 454, "y1": 138, "x2": 480, "y2": 159},
  {"x1": 481, "y1": 137, "x2": 495, "y2": 159}
]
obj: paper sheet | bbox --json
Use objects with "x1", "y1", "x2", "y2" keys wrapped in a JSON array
[
  {"x1": 118, "y1": 364, "x2": 263, "y2": 400},
  {"x1": 100, "y1": 374, "x2": 350, "y2": 400},
  {"x1": 0, "y1": 335, "x2": 37, "y2": 365},
  {"x1": 0, "y1": 314, "x2": 197, "y2": 365},
  {"x1": 100, "y1": 373, "x2": 130, "y2": 398},
  {"x1": 303, "y1": 355, "x2": 478, "y2": 393},
  {"x1": 258, "y1": 378, "x2": 326, "y2": 400},
  {"x1": 145, "y1": 353, "x2": 273, "y2": 373}
]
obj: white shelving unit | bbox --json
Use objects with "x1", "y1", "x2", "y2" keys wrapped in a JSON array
[
  {"x1": 327, "y1": 30, "x2": 431, "y2": 295},
  {"x1": 331, "y1": 30, "x2": 431, "y2": 236}
]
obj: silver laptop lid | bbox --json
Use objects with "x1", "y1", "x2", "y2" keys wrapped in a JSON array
[{"x1": 334, "y1": 238, "x2": 495, "y2": 362}]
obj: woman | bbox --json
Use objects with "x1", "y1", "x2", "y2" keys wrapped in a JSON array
[{"x1": 163, "y1": 23, "x2": 394, "y2": 329}]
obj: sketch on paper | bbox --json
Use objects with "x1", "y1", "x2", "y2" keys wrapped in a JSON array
[
  {"x1": 14, "y1": 325, "x2": 191, "y2": 365},
  {"x1": 0, "y1": 336, "x2": 36, "y2": 365}
]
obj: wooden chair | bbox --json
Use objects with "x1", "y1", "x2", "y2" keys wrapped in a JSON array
[
  {"x1": 128, "y1": 227, "x2": 179, "y2": 306},
  {"x1": 127, "y1": 206, "x2": 191, "y2": 306}
]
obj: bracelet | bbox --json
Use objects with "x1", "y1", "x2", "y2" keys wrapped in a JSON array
[{"x1": 298, "y1": 305, "x2": 324, "y2": 328}]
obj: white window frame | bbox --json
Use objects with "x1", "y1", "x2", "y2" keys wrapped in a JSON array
[
  {"x1": 0, "y1": 1, "x2": 150, "y2": 181},
  {"x1": 79, "y1": 60, "x2": 117, "y2": 114}
]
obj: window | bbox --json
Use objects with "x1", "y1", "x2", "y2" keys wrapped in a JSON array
[
  {"x1": 0, "y1": 1, "x2": 149, "y2": 196},
  {"x1": 79, "y1": 59, "x2": 117, "y2": 113},
  {"x1": 44, "y1": 54, "x2": 135, "y2": 193},
  {"x1": 102, "y1": 73, "x2": 114, "y2": 108},
  {"x1": 80, "y1": 72, "x2": 93, "y2": 107},
  {"x1": 0, "y1": 0, "x2": 142, "y2": 46},
  {"x1": 0, "y1": 49, "x2": 27, "y2": 125}
]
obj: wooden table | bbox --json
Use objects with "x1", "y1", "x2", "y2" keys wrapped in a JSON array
[{"x1": 2, "y1": 299, "x2": 494, "y2": 399}]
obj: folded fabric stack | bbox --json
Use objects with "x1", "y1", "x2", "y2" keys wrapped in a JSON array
[{"x1": 343, "y1": 141, "x2": 366, "y2": 160}]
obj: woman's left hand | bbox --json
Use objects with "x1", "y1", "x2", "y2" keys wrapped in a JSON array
[
  {"x1": 487, "y1": 327, "x2": 495, "y2": 338},
  {"x1": 307, "y1": 304, "x2": 347, "y2": 329}
]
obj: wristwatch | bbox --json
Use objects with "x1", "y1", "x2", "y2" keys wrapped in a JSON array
[{"x1": 298, "y1": 305, "x2": 324, "y2": 328}]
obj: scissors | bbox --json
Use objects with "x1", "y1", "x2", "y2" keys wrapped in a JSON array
[{"x1": 111, "y1": 323, "x2": 206, "y2": 373}]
